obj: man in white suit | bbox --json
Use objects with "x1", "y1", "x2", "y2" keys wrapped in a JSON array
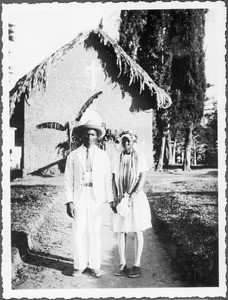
[{"x1": 64, "y1": 118, "x2": 113, "y2": 278}]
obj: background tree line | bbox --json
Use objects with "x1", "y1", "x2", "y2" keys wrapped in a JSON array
[{"x1": 118, "y1": 9, "x2": 217, "y2": 171}]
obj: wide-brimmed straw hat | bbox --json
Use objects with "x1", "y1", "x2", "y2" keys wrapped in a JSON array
[{"x1": 74, "y1": 120, "x2": 106, "y2": 139}]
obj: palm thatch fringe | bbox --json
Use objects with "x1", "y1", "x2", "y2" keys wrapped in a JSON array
[
  {"x1": 95, "y1": 29, "x2": 172, "y2": 109},
  {"x1": 9, "y1": 31, "x2": 90, "y2": 117},
  {"x1": 10, "y1": 29, "x2": 171, "y2": 117}
]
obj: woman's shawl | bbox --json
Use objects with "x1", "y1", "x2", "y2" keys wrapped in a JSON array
[{"x1": 115, "y1": 149, "x2": 139, "y2": 196}]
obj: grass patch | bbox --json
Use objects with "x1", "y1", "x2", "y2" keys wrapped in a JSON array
[
  {"x1": 147, "y1": 191, "x2": 218, "y2": 286},
  {"x1": 11, "y1": 184, "x2": 64, "y2": 287},
  {"x1": 11, "y1": 185, "x2": 62, "y2": 235}
]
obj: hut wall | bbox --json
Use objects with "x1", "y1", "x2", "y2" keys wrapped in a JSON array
[{"x1": 24, "y1": 43, "x2": 153, "y2": 174}]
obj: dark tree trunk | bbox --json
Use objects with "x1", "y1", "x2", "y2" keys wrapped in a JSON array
[
  {"x1": 171, "y1": 138, "x2": 177, "y2": 165},
  {"x1": 167, "y1": 130, "x2": 173, "y2": 165},
  {"x1": 182, "y1": 124, "x2": 194, "y2": 171},
  {"x1": 193, "y1": 138, "x2": 197, "y2": 165},
  {"x1": 156, "y1": 133, "x2": 166, "y2": 172}
]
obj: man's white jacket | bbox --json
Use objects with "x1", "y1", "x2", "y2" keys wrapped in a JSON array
[{"x1": 64, "y1": 145, "x2": 113, "y2": 205}]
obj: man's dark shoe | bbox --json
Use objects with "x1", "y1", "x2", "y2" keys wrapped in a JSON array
[
  {"x1": 91, "y1": 269, "x2": 102, "y2": 278},
  {"x1": 70, "y1": 269, "x2": 84, "y2": 276},
  {"x1": 128, "y1": 266, "x2": 141, "y2": 278},
  {"x1": 114, "y1": 265, "x2": 128, "y2": 276}
]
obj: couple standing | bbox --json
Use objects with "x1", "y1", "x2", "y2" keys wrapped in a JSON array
[{"x1": 64, "y1": 118, "x2": 152, "y2": 278}]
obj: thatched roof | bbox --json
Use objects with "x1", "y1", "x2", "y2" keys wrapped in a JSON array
[{"x1": 10, "y1": 28, "x2": 172, "y2": 118}]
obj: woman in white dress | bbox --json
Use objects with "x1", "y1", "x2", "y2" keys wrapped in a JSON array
[{"x1": 110, "y1": 130, "x2": 152, "y2": 278}]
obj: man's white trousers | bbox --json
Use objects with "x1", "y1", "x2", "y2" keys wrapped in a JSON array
[{"x1": 72, "y1": 187, "x2": 103, "y2": 270}]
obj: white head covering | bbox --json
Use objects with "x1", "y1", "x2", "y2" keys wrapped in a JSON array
[
  {"x1": 119, "y1": 129, "x2": 139, "y2": 152},
  {"x1": 119, "y1": 130, "x2": 137, "y2": 142}
]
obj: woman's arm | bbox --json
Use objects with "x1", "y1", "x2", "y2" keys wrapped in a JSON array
[
  {"x1": 129, "y1": 172, "x2": 146, "y2": 206},
  {"x1": 112, "y1": 173, "x2": 118, "y2": 198},
  {"x1": 133, "y1": 171, "x2": 146, "y2": 194},
  {"x1": 110, "y1": 174, "x2": 119, "y2": 213}
]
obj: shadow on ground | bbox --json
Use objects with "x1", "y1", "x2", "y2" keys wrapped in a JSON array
[{"x1": 12, "y1": 230, "x2": 73, "y2": 274}]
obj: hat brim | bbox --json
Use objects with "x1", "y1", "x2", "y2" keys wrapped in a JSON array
[{"x1": 73, "y1": 124, "x2": 106, "y2": 139}]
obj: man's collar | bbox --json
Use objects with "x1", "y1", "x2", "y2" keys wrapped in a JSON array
[{"x1": 82, "y1": 144, "x2": 96, "y2": 151}]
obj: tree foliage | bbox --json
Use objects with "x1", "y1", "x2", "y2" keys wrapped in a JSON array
[
  {"x1": 119, "y1": 9, "x2": 207, "y2": 170},
  {"x1": 119, "y1": 10, "x2": 148, "y2": 60},
  {"x1": 193, "y1": 103, "x2": 217, "y2": 165},
  {"x1": 170, "y1": 10, "x2": 206, "y2": 127}
]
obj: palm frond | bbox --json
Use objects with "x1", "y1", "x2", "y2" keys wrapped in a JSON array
[
  {"x1": 75, "y1": 91, "x2": 102, "y2": 122},
  {"x1": 36, "y1": 122, "x2": 67, "y2": 131}
]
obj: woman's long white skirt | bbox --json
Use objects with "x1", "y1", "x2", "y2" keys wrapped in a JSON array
[{"x1": 112, "y1": 191, "x2": 152, "y2": 233}]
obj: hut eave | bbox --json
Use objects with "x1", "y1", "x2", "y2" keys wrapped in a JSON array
[
  {"x1": 10, "y1": 28, "x2": 172, "y2": 118},
  {"x1": 94, "y1": 29, "x2": 172, "y2": 109}
]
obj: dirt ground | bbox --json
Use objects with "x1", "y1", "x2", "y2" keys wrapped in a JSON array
[{"x1": 11, "y1": 169, "x2": 218, "y2": 290}]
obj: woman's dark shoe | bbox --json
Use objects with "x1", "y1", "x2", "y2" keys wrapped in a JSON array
[
  {"x1": 128, "y1": 266, "x2": 141, "y2": 278},
  {"x1": 114, "y1": 265, "x2": 128, "y2": 276}
]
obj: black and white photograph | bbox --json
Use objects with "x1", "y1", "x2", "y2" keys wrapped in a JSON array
[{"x1": 1, "y1": 1, "x2": 227, "y2": 299}]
